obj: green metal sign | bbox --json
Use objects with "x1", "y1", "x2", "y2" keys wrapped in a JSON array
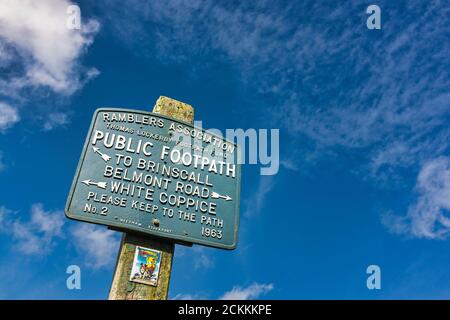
[{"x1": 65, "y1": 108, "x2": 241, "y2": 249}]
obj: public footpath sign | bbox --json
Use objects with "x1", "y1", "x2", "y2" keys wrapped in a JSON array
[{"x1": 65, "y1": 108, "x2": 241, "y2": 249}]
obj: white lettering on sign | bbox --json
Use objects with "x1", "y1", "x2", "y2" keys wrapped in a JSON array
[
  {"x1": 160, "y1": 146, "x2": 236, "y2": 178},
  {"x1": 66, "y1": 109, "x2": 240, "y2": 249},
  {"x1": 92, "y1": 130, "x2": 154, "y2": 156}
]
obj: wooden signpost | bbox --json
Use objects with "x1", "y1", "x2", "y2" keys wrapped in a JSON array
[
  {"x1": 65, "y1": 96, "x2": 241, "y2": 300},
  {"x1": 109, "y1": 97, "x2": 192, "y2": 300}
]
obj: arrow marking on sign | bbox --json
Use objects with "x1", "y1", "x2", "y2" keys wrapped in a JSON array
[
  {"x1": 211, "y1": 191, "x2": 232, "y2": 201},
  {"x1": 92, "y1": 146, "x2": 111, "y2": 162},
  {"x1": 82, "y1": 179, "x2": 107, "y2": 189}
]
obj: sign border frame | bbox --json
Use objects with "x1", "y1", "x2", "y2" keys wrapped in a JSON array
[{"x1": 64, "y1": 107, "x2": 241, "y2": 250}]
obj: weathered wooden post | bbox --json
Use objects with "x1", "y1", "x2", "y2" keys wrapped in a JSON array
[{"x1": 108, "y1": 96, "x2": 194, "y2": 300}]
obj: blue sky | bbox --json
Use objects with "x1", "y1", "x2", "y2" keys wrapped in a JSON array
[{"x1": 1, "y1": 0, "x2": 450, "y2": 299}]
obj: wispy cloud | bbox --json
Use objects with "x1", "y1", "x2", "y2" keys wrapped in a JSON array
[
  {"x1": 244, "y1": 175, "x2": 275, "y2": 217},
  {"x1": 0, "y1": 206, "x2": 12, "y2": 230},
  {"x1": 0, "y1": 202, "x2": 120, "y2": 269},
  {"x1": 0, "y1": 151, "x2": 5, "y2": 172},
  {"x1": 171, "y1": 293, "x2": 208, "y2": 300},
  {"x1": 192, "y1": 246, "x2": 215, "y2": 269},
  {"x1": 0, "y1": 203, "x2": 64, "y2": 255},
  {"x1": 273, "y1": 2, "x2": 450, "y2": 183},
  {"x1": 43, "y1": 112, "x2": 70, "y2": 131},
  {"x1": 70, "y1": 224, "x2": 120, "y2": 269},
  {"x1": 172, "y1": 282, "x2": 274, "y2": 300},
  {"x1": 219, "y1": 283, "x2": 274, "y2": 300},
  {"x1": 0, "y1": 102, "x2": 20, "y2": 132},
  {"x1": 176, "y1": 244, "x2": 215, "y2": 270},
  {"x1": 383, "y1": 156, "x2": 450, "y2": 239}
]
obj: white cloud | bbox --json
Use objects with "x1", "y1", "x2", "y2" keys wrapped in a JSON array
[
  {"x1": 11, "y1": 220, "x2": 44, "y2": 255},
  {"x1": 0, "y1": 0, "x2": 99, "y2": 94},
  {"x1": 244, "y1": 175, "x2": 275, "y2": 217},
  {"x1": 173, "y1": 283, "x2": 274, "y2": 300},
  {"x1": 383, "y1": 157, "x2": 450, "y2": 239},
  {"x1": 0, "y1": 206, "x2": 12, "y2": 230},
  {"x1": 280, "y1": 158, "x2": 299, "y2": 172},
  {"x1": 220, "y1": 283, "x2": 274, "y2": 300},
  {"x1": 1, "y1": 203, "x2": 120, "y2": 266},
  {"x1": 43, "y1": 112, "x2": 70, "y2": 131},
  {"x1": 0, "y1": 0, "x2": 99, "y2": 129},
  {"x1": 0, "y1": 203, "x2": 64, "y2": 255},
  {"x1": 172, "y1": 293, "x2": 207, "y2": 300},
  {"x1": 176, "y1": 244, "x2": 215, "y2": 269},
  {"x1": 0, "y1": 151, "x2": 5, "y2": 171},
  {"x1": 192, "y1": 246, "x2": 214, "y2": 269},
  {"x1": 30, "y1": 203, "x2": 64, "y2": 237},
  {"x1": 0, "y1": 102, "x2": 20, "y2": 132},
  {"x1": 279, "y1": 3, "x2": 450, "y2": 182},
  {"x1": 71, "y1": 224, "x2": 120, "y2": 269}
]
